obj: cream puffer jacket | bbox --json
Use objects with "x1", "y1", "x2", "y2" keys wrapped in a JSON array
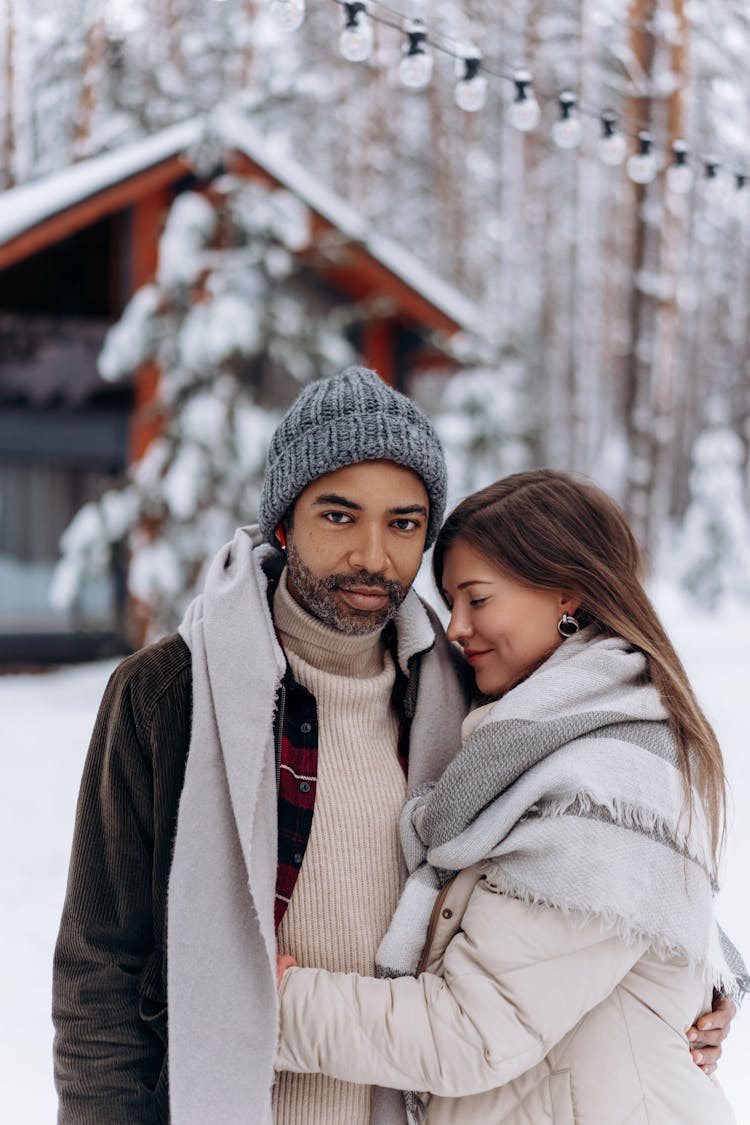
[{"x1": 277, "y1": 865, "x2": 736, "y2": 1124}]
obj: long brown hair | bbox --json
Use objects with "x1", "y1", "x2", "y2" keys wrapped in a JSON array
[{"x1": 432, "y1": 469, "x2": 726, "y2": 864}]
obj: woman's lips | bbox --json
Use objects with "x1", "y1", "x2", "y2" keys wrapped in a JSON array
[{"x1": 463, "y1": 649, "x2": 492, "y2": 664}]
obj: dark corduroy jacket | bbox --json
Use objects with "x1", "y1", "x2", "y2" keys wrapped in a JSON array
[
  {"x1": 53, "y1": 634, "x2": 192, "y2": 1125},
  {"x1": 53, "y1": 607, "x2": 473, "y2": 1124}
]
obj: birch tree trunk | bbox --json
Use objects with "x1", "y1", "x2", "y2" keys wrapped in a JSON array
[
  {"x1": 624, "y1": 0, "x2": 687, "y2": 559},
  {"x1": 73, "y1": 0, "x2": 106, "y2": 160},
  {"x1": 1, "y1": 0, "x2": 16, "y2": 187}
]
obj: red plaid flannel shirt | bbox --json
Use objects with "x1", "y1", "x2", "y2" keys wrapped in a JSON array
[{"x1": 274, "y1": 627, "x2": 411, "y2": 930}]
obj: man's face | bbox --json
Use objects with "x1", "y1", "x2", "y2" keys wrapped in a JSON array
[{"x1": 284, "y1": 460, "x2": 430, "y2": 635}]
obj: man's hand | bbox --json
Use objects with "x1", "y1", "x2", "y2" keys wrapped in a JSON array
[
  {"x1": 686, "y1": 994, "x2": 737, "y2": 1075},
  {"x1": 277, "y1": 953, "x2": 297, "y2": 988}
]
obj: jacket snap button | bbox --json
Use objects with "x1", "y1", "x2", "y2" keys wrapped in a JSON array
[
  {"x1": 300, "y1": 722, "x2": 312, "y2": 734},
  {"x1": 299, "y1": 781, "x2": 311, "y2": 793},
  {"x1": 293, "y1": 852, "x2": 303, "y2": 865},
  {"x1": 441, "y1": 908, "x2": 453, "y2": 920}
]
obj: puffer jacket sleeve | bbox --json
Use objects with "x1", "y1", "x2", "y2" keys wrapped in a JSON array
[
  {"x1": 277, "y1": 878, "x2": 648, "y2": 1097},
  {"x1": 53, "y1": 639, "x2": 191, "y2": 1124}
]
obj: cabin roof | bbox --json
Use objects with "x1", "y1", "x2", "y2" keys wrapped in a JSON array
[{"x1": 0, "y1": 110, "x2": 484, "y2": 339}]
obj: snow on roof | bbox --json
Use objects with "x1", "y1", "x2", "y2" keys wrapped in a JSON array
[
  {"x1": 0, "y1": 108, "x2": 484, "y2": 339},
  {"x1": 0, "y1": 118, "x2": 204, "y2": 247},
  {"x1": 214, "y1": 108, "x2": 485, "y2": 338}
]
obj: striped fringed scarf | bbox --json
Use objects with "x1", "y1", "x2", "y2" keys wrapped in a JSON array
[{"x1": 373, "y1": 628, "x2": 748, "y2": 1125}]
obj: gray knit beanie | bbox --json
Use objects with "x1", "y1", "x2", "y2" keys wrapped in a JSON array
[{"x1": 259, "y1": 365, "x2": 447, "y2": 549}]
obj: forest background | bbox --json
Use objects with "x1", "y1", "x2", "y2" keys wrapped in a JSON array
[{"x1": 3, "y1": 0, "x2": 750, "y2": 629}]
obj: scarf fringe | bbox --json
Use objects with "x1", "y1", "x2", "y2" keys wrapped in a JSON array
[
  {"x1": 481, "y1": 863, "x2": 745, "y2": 1001},
  {"x1": 526, "y1": 789, "x2": 717, "y2": 881}
]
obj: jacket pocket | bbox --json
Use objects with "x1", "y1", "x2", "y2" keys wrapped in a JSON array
[
  {"x1": 136, "y1": 947, "x2": 168, "y2": 1048},
  {"x1": 135, "y1": 947, "x2": 170, "y2": 1121},
  {"x1": 548, "y1": 1070, "x2": 575, "y2": 1124}
]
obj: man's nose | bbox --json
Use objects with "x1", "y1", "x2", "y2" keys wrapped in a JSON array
[{"x1": 348, "y1": 524, "x2": 389, "y2": 575}]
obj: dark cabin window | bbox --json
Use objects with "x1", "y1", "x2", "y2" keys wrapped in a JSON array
[{"x1": 0, "y1": 213, "x2": 131, "y2": 644}]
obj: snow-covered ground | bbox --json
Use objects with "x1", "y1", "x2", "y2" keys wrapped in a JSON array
[{"x1": 1, "y1": 584, "x2": 748, "y2": 1123}]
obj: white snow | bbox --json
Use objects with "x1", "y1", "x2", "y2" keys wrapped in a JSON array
[
  {"x1": 234, "y1": 402, "x2": 280, "y2": 476},
  {"x1": 128, "y1": 536, "x2": 184, "y2": 602},
  {"x1": 160, "y1": 445, "x2": 207, "y2": 522},
  {"x1": 212, "y1": 106, "x2": 487, "y2": 339},
  {"x1": 179, "y1": 293, "x2": 262, "y2": 370},
  {"x1": 180, "y1": 391, "x2": 229, "y2": 448},
  {"x1": 157, "y1": 191, "x2": 217, "y2": 288},
  {"x1": 97, "y1": 284, "x2": 161, "y2": 382},
  {"x1": 0, "y1": 118, "x2": 203, "y2": 246},
  {"x1": 670, "y1": 427, "x2": 750, "y2": 609},
  {"x1": 1, "y1": 582, "x2": 749, "y2": 1122}
]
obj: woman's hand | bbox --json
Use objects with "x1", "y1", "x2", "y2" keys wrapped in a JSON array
[
  {"x1": 277, "y1": 953, "x2": 297, "y2": 988},
  {"x1": 686, "y1": 994, "x2": 737, "y2": 1075}
]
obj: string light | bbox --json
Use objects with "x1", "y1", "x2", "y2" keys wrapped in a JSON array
[
  {"x1": 666, "y1": 140, "x2": 693, "y2": 195},
  {"x1": 398, "y1": 18, "x2": 433, "y2": 89},
  {"x1": 552, "y1": 90, "x2": 582, "y2": 150},
  {"x1": 339, "y1": 1, "x2": 373, "y2": 62},
  {"x1": 703, "y1": 157, "x2": 726, "y2": 202},
  {"x1": 507, "y1": 69, "x2": 541, "y2": 132},
  {"x1": 627, "y1": 132, "x2": 658, "y2": 185},
  {"x1": 597, "y1": 110, "x2": 627, "y2": 166},
  {"x1": 308, "y1": 0, "x2": 750, "y2": 206},
  {"x1": 269, "y1": 0, "x2": 305, "y2": 32},
  {"x1": 454, "y1": 47, "x2": 487, "y2": 112}
]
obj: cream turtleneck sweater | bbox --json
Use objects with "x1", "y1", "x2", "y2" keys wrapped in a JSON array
[{"x1": 272, "y1": 572, "x2": 407, "y2": 1125}]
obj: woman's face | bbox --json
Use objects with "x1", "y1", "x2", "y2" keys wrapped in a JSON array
[{"x1": 441, "y1": 538, "x2": 578, "y2": 697}]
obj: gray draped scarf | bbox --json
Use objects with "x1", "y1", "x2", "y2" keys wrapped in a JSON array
[
  {"x1": 168, "y1": 526, "x2": 470, "y2": 1125},
  {"x1": 374, "y1": 629, "x2": 747, "y2": 1123}
]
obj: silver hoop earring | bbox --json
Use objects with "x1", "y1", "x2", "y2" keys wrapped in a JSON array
[{"x1": 557, "y1": 613, "x2": 580, "y2": 638}]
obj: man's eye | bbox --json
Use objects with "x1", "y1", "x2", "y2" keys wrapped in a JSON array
[
  {"x1": 393, "y1": 518, "x2": 418, "y2": 531},
  {"x1": 323, "y1": 511, "x2": 352, "y2": 524}
]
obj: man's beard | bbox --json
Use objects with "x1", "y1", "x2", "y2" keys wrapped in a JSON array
[{"x1": 285, "y1": 544, "x2": 409, "y2": 635}]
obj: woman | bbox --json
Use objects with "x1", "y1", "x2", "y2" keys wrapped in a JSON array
[{"x1": 275, "y1": 470, "x2": 745, "y2": 1123}]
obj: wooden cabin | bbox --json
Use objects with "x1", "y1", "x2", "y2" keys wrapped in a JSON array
[{"x1": 0, "y1": 113, "x2": 481, "y2": 663}]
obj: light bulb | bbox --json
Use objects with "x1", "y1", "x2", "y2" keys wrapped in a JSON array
[
  {"x1": 552, "y1": 90, "x2": 582, "y2": 149},
  {"x1": 598, "y1": 133, "x2": 626, "y2": 165},
  {"x1": 507, "y1": 69, "x2": 540, "y2": 132},
  {"x1": 269, "y1": 0, "x2": 305, "y2": 32},
  {"x1": 731, "y1": 173, "x2": 748, "y2": 218},
  {"x1": 455, "y1": 74, "x2": 487, "y2": 112},
  {"x1": 454, "y1": 50, "x2": 487, "y2": 112},
  {"x1": 553, "y1": 117, "x2": 582, "y2": 149},
  {"x1": 703, "y1": 159, "x2": 723, "y2": 197},
  {"x1": 666, "y1": 164, "x2": 693, "y2": 194},
  {"x1": 597, "y1": 112, "x2": 626, "y2": 165},
  {"x1": 339, "y1": 2, "x2": 373, "y2": 62},
  {"x1": 627, "y1": 132, "x2": 657, "y2": 184},
  {"x1": 398, "y1": 20, "x2": 432, "y2": 90},
  {"x1": 666, "y1": 140, "x2": 693, "y2": 194}
]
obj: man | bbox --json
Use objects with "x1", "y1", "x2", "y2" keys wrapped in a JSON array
[{"x1": 53, "y1": 365, "x2": 734, "y2": 1125}]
